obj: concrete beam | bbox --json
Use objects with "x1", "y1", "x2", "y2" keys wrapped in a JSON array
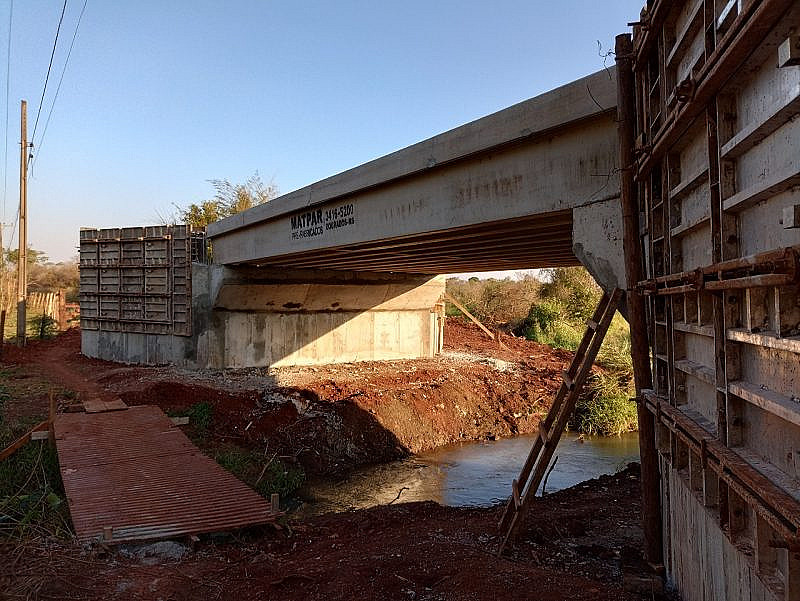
[{"x1": 206, "y1": 69, "x2": 620, "y2": 278}]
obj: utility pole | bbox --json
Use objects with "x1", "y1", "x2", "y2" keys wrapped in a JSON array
[{"x1": 16, "y1": 99, "x2": 27, "y2": 345}]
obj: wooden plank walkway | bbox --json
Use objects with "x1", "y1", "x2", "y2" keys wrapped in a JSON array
[{"x1": 54, "y1": 405, "x2": 275, "y2": 543}]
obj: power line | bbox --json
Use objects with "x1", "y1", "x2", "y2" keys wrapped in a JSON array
[
  {"x1": 2, "y1": 0, "x2": 12, "y2": 222},
  {"x1": 30, "y1": 0, "x2": 68, "y2": 148},
  {"x1": 5, "y1": 206, "x2": 19, "y2": 254},
  {"x1": 30, "y1": 0, "x2": 88, "y2": 172}
]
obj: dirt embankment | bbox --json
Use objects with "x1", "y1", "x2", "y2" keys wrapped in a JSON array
[
  {"x1": 2, "y1": 465, "x2": 671, "y2": 601},
  {"x1": 2, "y1": 321, "x2": 571, "y2": 476}
]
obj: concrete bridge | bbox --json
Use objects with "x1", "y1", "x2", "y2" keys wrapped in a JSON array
[
  {"x1": 82, "y1": 68, "x2": 625, "y2": 369},
  {"x1": 207, "y1": 68, "x2": 623, "y2": 289}
]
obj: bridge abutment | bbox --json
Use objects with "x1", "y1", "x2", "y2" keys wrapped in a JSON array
[{"x1": 81, "y1": 263, "x2": 445, "y2": 369}]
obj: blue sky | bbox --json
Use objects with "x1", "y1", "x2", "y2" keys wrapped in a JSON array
[{"x1": 1, "y1": 1, "x2": 641, "y2": 262}]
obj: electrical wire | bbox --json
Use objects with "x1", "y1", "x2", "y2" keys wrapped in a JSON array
[
  {"x1": 30, "y1": 0, "x2": 88, "y2": 172},
  {"x1": 5, "y1": 206, "x2": 19, "y2": 254},
  {"x1": 2, "y1": 0, "x2": 12, "y2": 223},
  {"x1": 30, "y1": 0, "x2": 68, "y2": 148}
]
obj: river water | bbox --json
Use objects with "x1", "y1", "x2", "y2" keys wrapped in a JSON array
[{"x1": 299, "y1": 431, "x2": 640, "y2": 516}]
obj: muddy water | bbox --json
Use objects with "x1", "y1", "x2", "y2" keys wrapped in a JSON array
[{"x1": 299, "y1": 432, "x2": 640, "y2": 516}]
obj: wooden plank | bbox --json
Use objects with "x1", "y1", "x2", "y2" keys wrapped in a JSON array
[
  {"x1": 723, "y1": 165, "x2": 800, "y2": 213},
  {"x1": 673, "y1": 321, "x2": 714, "y2": 337},
  {"x1": 728, "y1": 380, "x2": 800, "y2": 428},
  {"x1": 674, "y1": 358, "x2": 716, "y2": 385},
  {"x1": 671, "y1": 214, "x2": 710, "y2": 238},
  {"x1": 0, "y1": 421, "x2": 49, "y2": 462},
  {"x1": 665, "y1": 0, "x2": 705, "y2": 68},
  {"x1": 720, "y1": 88, "x2": 800, "y2": 159},
  {"x1": 669, "y1": 166, "x2": 709, "y2": 204},
  {"x1": 82, "y1": 398, "x2": 128, "y2": 413},
  {"x1": 103, "y1": 400, "x2": 128, "y2": 411},
  {"x1": 82, "y1": 400, "x2": 108, "y2": 414},
  {"x1": 727, "y1": 328, "x2": 800, "y2": 354},
  {"x1": 444, "y1": 292, "x2": 508, "y2": 349}
]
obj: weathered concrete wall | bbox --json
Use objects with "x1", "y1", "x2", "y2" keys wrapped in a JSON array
[
  {"x1": 82, "y1": 264, "x2": 445, "y2": 368},
  {"x1": 661, "y1": 463, "x2": 777, "y2": 601}
]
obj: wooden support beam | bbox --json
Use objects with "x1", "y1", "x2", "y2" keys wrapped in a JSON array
[
  {"x1": 443, "y1": 292, "x2": 508, "y2": 349},
  {"x1": 616, "y1": 32, "x2": 663, "y2": 568},
  {"x1": 0, "y1": 421, "x2": 49, "y2": 462}
]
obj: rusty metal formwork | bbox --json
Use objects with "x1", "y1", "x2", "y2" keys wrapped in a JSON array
[
  {"x1": 55, "y1": 406, "x2": 274, "y2": 543},
  {"x1": 78, "y1": 225, "x2": 195, "y2": 336},
  {"x1": 630, "y1": 1, "x2": 800, "y2": 600}
]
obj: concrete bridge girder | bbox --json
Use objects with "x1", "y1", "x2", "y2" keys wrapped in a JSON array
[
  {"x1": 82, "y1": 68, "x2": 627, "y2": 370},
  {"x1": 207, "y1": 68, "x2": 626, "y2": 293}
]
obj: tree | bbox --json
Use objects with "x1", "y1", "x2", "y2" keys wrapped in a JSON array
[
  {"x1": 4, "y1": 247, "x2": 49, "y2": 266},
  {"x1": 178, "y1": 172, "x2": 278, "y2": 228}
]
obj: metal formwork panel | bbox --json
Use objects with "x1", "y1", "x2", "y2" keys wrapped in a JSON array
[
  {"x1": 632, "y1": 3, "x2": 800, "y2": 600},
  {"x1": 99, "y1": 268, "x2": 120, "y2": 293},
  {"x1": 78, "y1": 224, "x2": 194, "y2": 336}
]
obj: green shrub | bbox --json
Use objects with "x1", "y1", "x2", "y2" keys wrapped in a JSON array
[
  {"x1": 596, "y1": 314, "x2": 634, "y2": 375},
  {"x1": 572, "y1": 373, "x2": 638, "y2": 436},
  {"x1": 549, "y1": 321, "x2": 582, "y2": 351},
  {"x1": 519, "y1": 301, "x2": 582, "y2": 351},
  {"x1": 520, "y1": 300, "x2": 560, "y2": 340},
  {"x1": 186, "y1": 401, "x2": 213, "y2": 433},
  {"x1": 30, "y1": 313, "x2": 58, "y2": 339},
  {"x1": 215, "y1": 446, "x2": 305, "y2": 499},
  {"x1": 538, "y1": 267, "x2": 602, "y2": 321},
  {"x1": 445, "y1": 275, "x2": 540, "y2": 324},
  {"x1": 448, "y1": 267, "x2": 638, "y2": 436},
  {"x1": 0, "y1": 424, "x2": 71, "y2": 538},
  {"x1": 168, "y1": 401, "x2": 213, "y2": 436}
]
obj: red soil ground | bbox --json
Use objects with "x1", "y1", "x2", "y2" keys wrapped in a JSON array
[
  {"x1": 2, "y1": 466, "x2": 670, "y2": 601},
  {"x1": 0, "y1": 322, "x2": 672, "y2": 601},
  {"x1": 2, "y1": 321, "x2": 575, "y2": 475}
]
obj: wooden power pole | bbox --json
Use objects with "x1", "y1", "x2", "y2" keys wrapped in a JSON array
[{"x1": 16, "y1": 99, "x2": 28, "y2": 345}]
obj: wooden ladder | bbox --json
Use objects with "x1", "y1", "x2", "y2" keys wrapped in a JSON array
[{"x1": 497, "y1": 287, "x2": 623, "y2": 554}]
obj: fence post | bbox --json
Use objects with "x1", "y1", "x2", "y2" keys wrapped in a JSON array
[{"x1": 57, "y1": 289, "x2": 67, "y2": 330}]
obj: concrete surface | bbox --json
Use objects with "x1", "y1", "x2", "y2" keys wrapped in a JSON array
[{"x1": 206, "y1": 69, "x2": 626, "y2": 291}]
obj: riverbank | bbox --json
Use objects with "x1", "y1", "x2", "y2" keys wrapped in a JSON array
[
  {"x1": 298, "y1": 431, "x2": 640, "y2": 517},
  {"x1": 1, "y1": 321, "x2": 575, "y2": 480},
  {"x1": 2, "y1": 464, "x2": 672, "y2": 601}
]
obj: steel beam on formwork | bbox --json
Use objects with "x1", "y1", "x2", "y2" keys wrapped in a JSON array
[
  {"x1": 642, "y1": 392, "x2": 800, "y2": 542},
  {"x1": 616, "y1": 32, "x2": 664, "y2": 570}
]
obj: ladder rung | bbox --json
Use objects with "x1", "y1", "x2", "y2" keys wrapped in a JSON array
[{"x1": 562, "y1": 371, "x2": 575, "y2": 390}]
